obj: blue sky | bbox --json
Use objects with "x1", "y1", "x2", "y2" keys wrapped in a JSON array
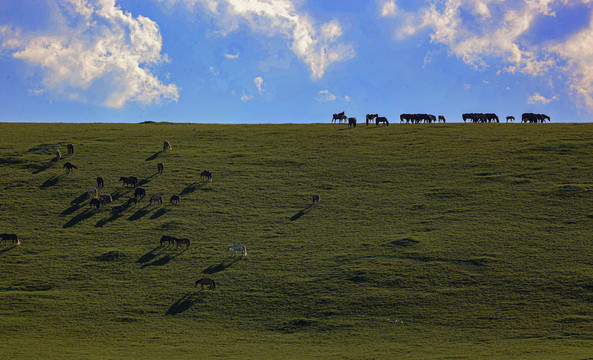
[{"x1": 1, "y1": 0, "x2": 593, "y2": 123}]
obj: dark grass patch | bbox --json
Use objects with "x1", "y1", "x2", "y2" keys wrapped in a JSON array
[
  {"x1": 391, "y1": 238, "x2": 419, "y2": 246},
  {"x1": 96, "y1": 251, "x2": 123, "y2": 262}
]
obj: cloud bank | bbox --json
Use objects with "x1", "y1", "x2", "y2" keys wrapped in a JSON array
[
  {"x1": 381, "y1": 0, "x2": 593, "y2": 109},
  {"x1": 0, "y1": 0, "x2": 178, "y2": 108},
  {"x1": 158, "y1": 0, "x2": 354, "y2": 80}
]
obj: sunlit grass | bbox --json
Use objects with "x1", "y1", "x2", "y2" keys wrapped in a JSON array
[{"x1": 1, "y1": 122, "x2": 593, "y2": 358}]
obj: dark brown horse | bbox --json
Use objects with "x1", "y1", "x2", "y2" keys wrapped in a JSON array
[
  {"x1": 96, "y1": 176, "x2": 104, "y2": 188},
  {"x1": 175, "y1": 238, "x2": 190, "y2": 249},
  {"x1": 134, "y1": 187, "x2": 146, "y2": 200},
  {"x1": 160, "y1": 235, "x2": 176, "y2": 246},
  {"x1": 376, "y1": 116, "x2": 389, "y2": 126},
  {"x1": 0, "y1": 233, "x2": 19, "y2": 245},
  {"x1": 348, "y1": 117, "x2": 357, "y2": 128},
  {"x1": 200, "y1": 170, "x2": 212, "y2": 182},
  {"x1": 120, "y1": 176, "x2": 137, "y2": 187},
  {"x1": 90, "y1": 198, "x2": 100, "y2": 209},
  {"x1": 127, "y1": 197, "x2": 138, "y2": 207},
  {"x1": 157, "y1": 162, "x2": 164, "y2": 174},
  {"x1": 163, "y1": 140, "x2": 172, "y2": 151},
  {"x1": 170, "y1": 195, "x2": 180, "y2": 204},
  {"x1": 195, "y1": 278, "x2": 216, "y2": 290},
  {"x1": 150, "y1": 194, "x2": 163, "y2": 206},
  {"x1": 366, "y1": 114, "x2": 378, "y2": 125},
  {"x1": 332, "y1": 111, "x2": 347, "y2": 123},
  {"x1": 63, "y1": 162, "x2": 78, "y2": 173},
  {"x1": 67, "y1": 144, "x2": 74, "y2": 154}
]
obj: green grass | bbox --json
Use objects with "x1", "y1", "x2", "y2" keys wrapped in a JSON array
[{"x1": 2, "y1": 122, "x2": 593, "y2": 358}]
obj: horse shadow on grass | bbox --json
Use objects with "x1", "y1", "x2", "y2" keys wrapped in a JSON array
[
  {"x1": 289, "y1": 204, "x2": 315, "y2": 221},
  {"x1": 31, "y1": 159, "x2": 57, "y2": 174},
  {"x1": 149, "y1": 208, "x2": 169, "y2": 219},
  {"x1": 40, "y1": 175, "x2": 61, "y2": 188},
  {"x1": 165, "y1": 292, "x2": 203, "y2": 315},
  {"x1": 180, "y1": 182, "x2": 205, "y2": 196},
  {"x1": 128, "y1": 206, "x2": 151, "y2": 221},
  {"x1": 95, "y1": 212, "x2": 123, "y2": 227},
  {"x1": 63, "y1": 209, "x2": 97, "y2": 228},
  {"x1": 140, "y1": 246, "x2": 187, "y2": 268},
  {"x1": 145, "y1": 150, "x2": 163, "y2": 162},
  {"x1": 202, "y1": 256, "x2": 242, "y2": 275},
  {"x1": 61, "y1": 192, "x2": 90, "y2": 215},
  {"x1": 0, "y1": 245, "x2": 19, "y2": 255}
]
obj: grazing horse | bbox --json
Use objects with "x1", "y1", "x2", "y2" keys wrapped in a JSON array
[
  {"x1": 227, "y1": 244, "x2": 247, "y2": 256},
  {"x1": 111, "y1": 205, "x2": 124, "y2": 214},
  {"x1": 175, "y1": 238, "x2": 190, "y2": 249},
  {"x1": 195, "y1": 278, "x2": 216, "y2": 290},
  {"x1": 127, "y1": 197, "x2": 138, "y2": 207},
  {"x1": 200, "y1": 170, "x2": 213, "y2": 182},
  {"x1": 160, "y1": 235, "x2": 176, "y2": 246},
  {"x1": 366, "y1": 114, "x2": 378, "y2": 125},
  {"x1": 312, "y1": 194, "x2": 320, "y2": 203},
  {"x1": 170, "y1": 195, "x2": 180, "y2": 204},
  {"x1": 0, "y1": 233, "x2": 19, "y2": 246},
  {"x1": 348, "y1": 117, "x2": 357, "y2": 128},
  {"x1": 96, "y1": 176, "x2": 104, "y2": 188},
  {"x1": 163, "y1": 140, "x2": 172, "y2": 151},
  {"x1": 67, "y1": 144, "x2": 74, "y2": 154},
  {"x1": 56, "y1": 149, "x2": 62, "y2": 161},
  {"x1": 376, "y1": 116, "x2": 389, "y2": 126},
  {"x1": 150, "y1": 194, "x2": 163, "y2": 206},
  {"x1": 157, "y1": 162, "x2": 164, "y2": 174},
  {"x1": 100, "y1": 194, "x2": 113, "y2": 203},
  {"x1": 438, "y1": 115, "x2": 446, "y2": 123},
  {"x1": 88, "y1": 187, "x2": 98, "y2": 199},
  {"x1": 90, "y1": 198, "x2": 100, "y2": 209},
  {"x1": 119, "y1": 176, "x2": 137, "y2": 187},
  {"x1": 63, "y1": 162, "x2": 78, "y2": 173},
  {"x1": 332, "y1": 111, "x2": 347, "y2": 123},
  {"x1": 506, "y1": 116, "x2": 515, "y2": 123},
  {"x1": 134, "y1": 187, "x2": 146, "y2": 200}
]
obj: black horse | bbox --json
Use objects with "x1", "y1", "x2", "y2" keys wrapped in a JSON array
[
  {"x1": 170, "y1": 195, "x2": 180, "y2": 204},
  {"x1": 200, "y1": 170, "x2": 212, "y2": 181},
  {"x1": 332, "y1": 111, "x2": 347, "y2": 123},
  {"x1": 376, "y1": 116, "x2": 389, "y2": 126},
  {"x1": 96, "y1": 176, "x2": 104, "y2": 188},
  {"x1": 157, "y1": 162, "x2": 164, "y2": 174},
  {"x1": 134, "y1": 187, "x2": 146, "y2": 199},
  {"x1": 63, "y1": 162, "x2": 78, "y2": 173},
  {"x1": 348, "y1": 117, "x2": 357, "y2": 128},
  {"x1": 67, "y1": 144, "x2": 74, "y2": 154},
  {"x1": 195, "y1": 278, "x2": 216, "y2": 290},
  {"x1": 120, "y1": 176, "x2": 137, "y2": 187}
]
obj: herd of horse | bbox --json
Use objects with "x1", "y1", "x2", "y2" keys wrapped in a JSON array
[{"x1": 333, "y1": 112, "x2": 551, "y2": 125}]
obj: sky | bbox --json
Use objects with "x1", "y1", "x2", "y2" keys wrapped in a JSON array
[{"x1": 1, "y1": 0, "x2": 593, "y2": 123}]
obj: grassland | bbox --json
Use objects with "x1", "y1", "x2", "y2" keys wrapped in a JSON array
[{"x1": 1, "y1": 122, "x2": 593, "y2": 359}]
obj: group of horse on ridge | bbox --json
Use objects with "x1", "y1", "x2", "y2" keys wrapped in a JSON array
[{"x1": 333, "y1": 111, "x2": 551, "y2": 125}]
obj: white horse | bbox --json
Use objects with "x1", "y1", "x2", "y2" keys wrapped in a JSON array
[
  {"x1": 227, "y1": 244, "x2": 247, "y2": 256},
  {"x1": 87, "y1": 187, "x2": 98, "y2": 199}
]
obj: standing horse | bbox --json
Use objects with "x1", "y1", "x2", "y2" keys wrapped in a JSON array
[
  {"x1": 376, "y1": 116, "x2": 389, "y2": 126},
  {"x1": 227, "y1": 244, "x2": 247, "y2": 256},
  {"x1": 67, "y1": 144, "x2": 74, "y2": 154},
  {"x1": 312, "y1": 194, "x2": 320, "y2": 204},
  {"x1": 96, "y1": 176, "x2": 104, "y2": 188},
  {"x1": 506, "y1": 116, "x2": 515, "y2": 123},
  {"x1": 366, "y1": 114, "x2": 378, "y2": 125},
  {"x1": 157, "y1": 162, "x2": 164, "y2": 174},
  {"x1": 163, "y1": 140, "x2": 172, "y2": 151},
  {"x1": 195, "y1": 278, "x2": 216, "y2": 290},
  {"x1": 63, "y1": 162, "x2": 78, "y2": 173},
  {"x1": 438, "y1": 115, "x2": 446, "y2": 123},
  {"x1": 332, "y1": 111, "x2": 347, "y2": 123},
  {"x1": 90, "y1": 198, "x2": 100, "y2": 209},
  {"x1": 150, "y1": 194, "x2": 163, "y2": 206},
  {"x1": 134, "y1": 187, "x2": 146, "y2": 200},
  {"x1": 88, "y1": 187, "x2": 98, "y2": 199},
  {"x1": 99, "y1": 194, "x2": 113, "y2": 203},
  {"x1": 120, "y1": 176, "x2": 137, "y2": 187},
  {"x1": 200, "y1": 170, "x2": 213, "y2": 181},
  {"x1": 160, "y1": 235, "x2": 176, "y2": 246},
  {"x1": 127, "y1": 197, "x2": 138, "y2": 207},
  {"x1": 175, "y1": 238, "x2": 190, "y2": 249},
  {"x1": 170, "y1": 195, "x2": 180, "y2": 204},
  {"x1": 0, "y1": 233, "x2": 19, "y2": 246},
  {"x1": 348, "y1": 117, "x2": 357, "y2": 128},
  {"x1": 56, "y1": 149, "x2": 62, "y2": 161}
]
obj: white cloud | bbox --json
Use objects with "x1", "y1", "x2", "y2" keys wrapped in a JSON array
[
  {"x1": 254, "y1": 76, "x2": 263, "y2": 94},
  {"x1": 241, "y1": 94, "x2": 253, "y2": 101},
  {"x1": 528, "y1": 93, "x2": 557, "y2": 104},
  {"x1": 386, "y1": 0, "x2": 593, "y2": 110},
  {"x1": 380, "y1": 1, "x2": 398, "y2": 17},
  {"x1": 209, "y1": 66, "x2": 219, "y2": 75},
  {"x1": 318, "y1": 89, "x2": 336, "y2": 102},
  {"x1": 224, "y1": 52, "x2": 240, "y2": 59},
  {"x1": 344, "y1": 95, "x2": 351, "y2": 102},
  {"x1": 2, "y1": 0, "x2": 178, "y2": 108},
  {"x1": 157, "y1": 0, "x2": 354, "y2": 80}
]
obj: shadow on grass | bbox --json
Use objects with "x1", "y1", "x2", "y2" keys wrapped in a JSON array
[
  {"x1": 141, "y1": 254, "x2": 173, "y2": 268},
  {"x1": 128, "y1": 207, "x2": 150, "y2": 221},
  {"x1": 165, "y1": 292, "x2": 203, "y2": 315},
  {"x1": 40, "y1": 175, "x2": 60, "y2": 188},
  {"x1": 289, "y1": 204, "x2": 315, "y2": 221},
  {"x1": 137, "y1": 246, "x2": 161, "y2": 264},
  {"x1": 61, "y1": 204, "x2": 83, "y2": 216},
  {"x1": 146, "y1": 150, "x2": 163, "y2": 161},
  {"x1": 180, "y1": 182, "x2": 205, "y2": 195},
  {"x1": 150, "y1": 207, "x2": 169, "y2": 219},
  {"x1": 63, "y1": 209, "x2": 96, "y2": 228},
  {"x1": 95, "y1": 212, "x2": 123, "y2": 227},
  {"x1": 137, "y1": 174, "x2": 156, "y2": 187},
  {"x1": 202, "y1": 256, "x2": 242, "y2": 274},
  {"x1": 31, "y1": 159, "x2": 57, "y2": 174},
  {"x1": 72, "y1": 192, "x2": 89, "y2": 204},
  {"x1": 0, "y1": 245, "x2": 18, "y2": 254}
]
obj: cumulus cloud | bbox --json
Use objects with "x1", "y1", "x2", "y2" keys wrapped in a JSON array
[
  {"x1": 528, "y1": 93, "x2": 557, "y2": 104},
  {"x1": 1, "y1": 0, "x2": 178, "y2": 108},
  {"x1": 318, "y1": 90, "x2": 337, "y2": 102},
  {"x1": 241, "y1": 94, "x2": 253, "y2": 101},
  {"x1": 384, "y1": 0, "x2": 593, "y2": 109},
  {"x1": 224, "y1": 52, "x2": 240, "y2": 59},
  {"x1": 254, "y1": 76, "x2": 264, "y2": 94},
  {"x1": 157, "y1": 0, "x2": 354, "y2": 80}
]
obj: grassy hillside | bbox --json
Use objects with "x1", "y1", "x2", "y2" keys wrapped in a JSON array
[{"x1": 1, "y1": 122, "x2": 593, "y2": 359}]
